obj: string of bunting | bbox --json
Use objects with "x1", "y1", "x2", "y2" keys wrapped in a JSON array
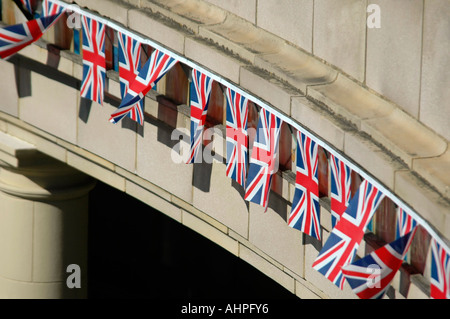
[{"x1": 1, "y1": 0, "x2": 449, "y2": 299}]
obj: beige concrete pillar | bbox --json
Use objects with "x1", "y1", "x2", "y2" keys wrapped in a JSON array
[{"x1": 0, "y1": 132, "x2": 95, "y2": 298}]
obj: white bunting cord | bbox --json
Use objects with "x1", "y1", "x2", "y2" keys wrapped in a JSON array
[{"x1": 52, "y1": 0, "x2": 450, "y2": 253}]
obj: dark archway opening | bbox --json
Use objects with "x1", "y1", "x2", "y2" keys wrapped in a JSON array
[{"x1": 87, "y1": 181, "x2": 297, "y2": 299}]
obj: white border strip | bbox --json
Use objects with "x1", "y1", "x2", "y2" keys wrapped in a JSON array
[{"x1": 53, "y1": 0, "x2": 450, "y2": 253}]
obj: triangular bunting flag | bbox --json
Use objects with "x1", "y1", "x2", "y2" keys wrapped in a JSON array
[
  {"x1": 110, "y1": 48, "x2": 177, "y2": 125},
  {"x1": 225, "y1": 87, "x2": 249, "y2": 186},
  {"x1": 430, "y1": 238, "x2": 450, "y2": 299},
  {"x1": 312, "y1": 179, "x2": 385, "y2": 289},
  {"x1": 330, "y1": 154, "x2": 352, "y2": 228},
  {"x1": 186, "y1": 69, "x2": 213, "y2": 164},
  {"x1": 80, "y1": 16, "x2": 106, "y2": 105},
  {"x1": 342, "y1": 229, "x2": 417, "y2": 299},
  {"x1": 288, "y1": 131, "x2": 321, "y2": 239},
  {"x1": 244, "y1": 108, "x2": 282, "y2": 209},
  {"x1": 118, "y1": 32, "x2": 143, "y2": 121},
  {"x1": 0, "y1": 13, "x2": 63, "y2": 59}
]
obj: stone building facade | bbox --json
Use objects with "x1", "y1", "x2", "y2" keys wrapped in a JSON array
[{"x1": 0, "y1": 0, "x2": 449, "y2": 299}]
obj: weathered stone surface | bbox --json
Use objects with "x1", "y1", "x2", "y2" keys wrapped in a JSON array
[
  {"x1": 126, "y1": 180, "x2": 182, "y2": 223},
  {"x1": 257, "y1": 0, "x2": 313, "y2": 52},
  {"x1": 182, "y1": 210, "x2": 239, "y2": 256},
  {"x1": 362, "y1": 109, "x2": 447, "y2": 167},
  {"x1": 67, "y1": 152, "x2": 125, "y2": 191},
  {"x1": 78, "y1": 101, "x2": 137, "y2": 172},
  {"x1": 199, "y1": 15, "x2": 280, "y2": 63},
  {"x1": 366, "y1": 0, "x2": 423, "y2": 118},
  {"x1": 0, "y1": 0, "x2": 446, "y2": 300},
  {"x1": 192, "y1": 161, "x2": 249, "y2": 238},
  {"x1": 395, "y1": 171, "x2": 450, "y2": 238},
  {"x1": 248, "y1": 201, "x2": 304, "y2": 278},
  {"x1": 0, "y1": 60, "x2": 19, "y2": 117},
  {"x1": 142, "y1": 0, "x2": 226, "y2": 33},
  {"x1": 407, "y1": 274, "x2": 430, "y2": 299},
  {"x1": 413, "y1": 146, "x2": 450, "y2": 200},
  {"x1": 344, "y1": 131, "x2": 408, "y2": 190},
  {"x1": 185, "y1": 37, "x2": 243, "y2": 84},
  {"x1": 255, "y1": 44, "x2": 337, "y2": 94},
  {"x1": 74, "y1": 0, "x2": 131, "y2": 27},
  {"x1": 419, "y1": 0, "x2": 450, "y2": 141},
  {"x1": 307, "y1": 74, "x2": 394, "y2": 130},
  {"x1": 239, "y1": 244, "x2": 295, "y2": 293},
  {"x1": 32, "y1": 199, "x2": 89, "y2": 283},
  {"x1": 204, "y1": 0, "x2": 256, "y2": 24},
  {"x1": 128, "y1": 8, "x2": 186, "y2": 55},
  {"x1": 240, "y1": 66, "x2": 301, "y2": 116},
  {"x1": 313, "y1": 0, "x2": 366, "y2": 81},
  {"x1": 19, "y1": 72, "x2": 78, "y2": 144},
  {"x1": 0, "y1": 196, "x2": 33, "y2": 281},
  {"x1": 136, "y1": 121, "x2": 193, "y2": 204},
  {"x1": 291, "y1": 96, "x2": 348, "y2": 151}
]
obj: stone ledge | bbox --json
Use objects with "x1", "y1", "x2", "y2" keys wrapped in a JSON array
[
  {"x1": 254, "y1": 45, "x2": 337, "y2": 94},
  {"x1": 0, "y1": 106, "x2": 435, "y2": 299},
  {"x1": 228, "y1": 229, "x2": 285, "y2": 271},
  {"x1": 67, "y1": 151, "x2": 126, "y2": 192},
  {"x1": 394, "y1": 171, "x2": 450, "y2": 238},
  {"x1": 238, "y1": 244, "x2": 295, "y2": 294},
  {"x1": 125, "y1": 180, "x2": 183, "y2": 223},
  {"x1": 184, "y1": 36, "x2": 246, "y2": 84},
  {"x1": 295, "y1": 279, "x2": 323, "y2": 299},
  {"x1": 0, "y1": 132, "x2": 38, "y2": 167},
  {"x1": 140, "y1": 0, "x2": 226, "y2": 34},
  {"x1": 307, "y1": 74, "x2": 394, "y2": 129},
  {"x1": 198, "y1": 12, "x2": 337, "y2": 93},
  {"x1": 127, "y1": 7, "x2": 189, "y2": 55},
  {"x1": 171, "y1": 195, "x2": 228, "y2": 234},
  {"x1": 291, "y1": 96, "x2": 352, "y2": 151},
  {"x1": 182, "y1": 211, "x2": 239, "y2": 256},
  {"x1": 240, "y1": 66, "x2": 302, "y2": 117},
  {"x1": 198, "y1": 14, "x2": 281, "y2": 63},
  {"x1": 362, "y1": 108, "x2": 447, "y2": 167},
  {"x1": 413, "y1": 145, "x2": 450, "y2": 200},
  {"x1": 344, "y1": 131, "x2": 408, "y2": 191}
]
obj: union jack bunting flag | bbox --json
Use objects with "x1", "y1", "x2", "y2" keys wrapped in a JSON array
[
  {"x1": 244, "y1": 109, "x2": 282, "y2": 209},
  {"x1": 20, "y1": 0, "x2": 34, "y2": 14},
  {"x1": 395, "y1": 207, "x2": 417, "y2": 239},
  {"x1": 118, "y1": 32, "x2": 142, "y2": 119},
  {"x1": 288, "y1": 131, "x2": 320, "y2": 239},
  {"x1": 312, "y1": 179, "x2": 385, "y2": 289},
  {"x1": 330, "y1": 154, "x2": 352, "y2": 228},
  {"x1": 80, "y1": 16, "x2": 106, "y2": 105},
  {"x1": 430, "y1": 238, "x2": 450, "y2": 299},
  {"x1": 42, "y1": 0, "x2": 65, "y2": 17},
  {"x1": 0, "y1": 14, "x2": 61, "y2": 59},
  {"x1": 342, "y1": 229, "x2": 416, "y2": 299},
  {"x1": 186, "y1": 69, "x2": 213, "y2": 163},
  {"x1": 225, "y1": 88, "x2": 249, "y2": 186},
  {"x1": 110, "y1": 49, "x2": 177, "y2": 125}
]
